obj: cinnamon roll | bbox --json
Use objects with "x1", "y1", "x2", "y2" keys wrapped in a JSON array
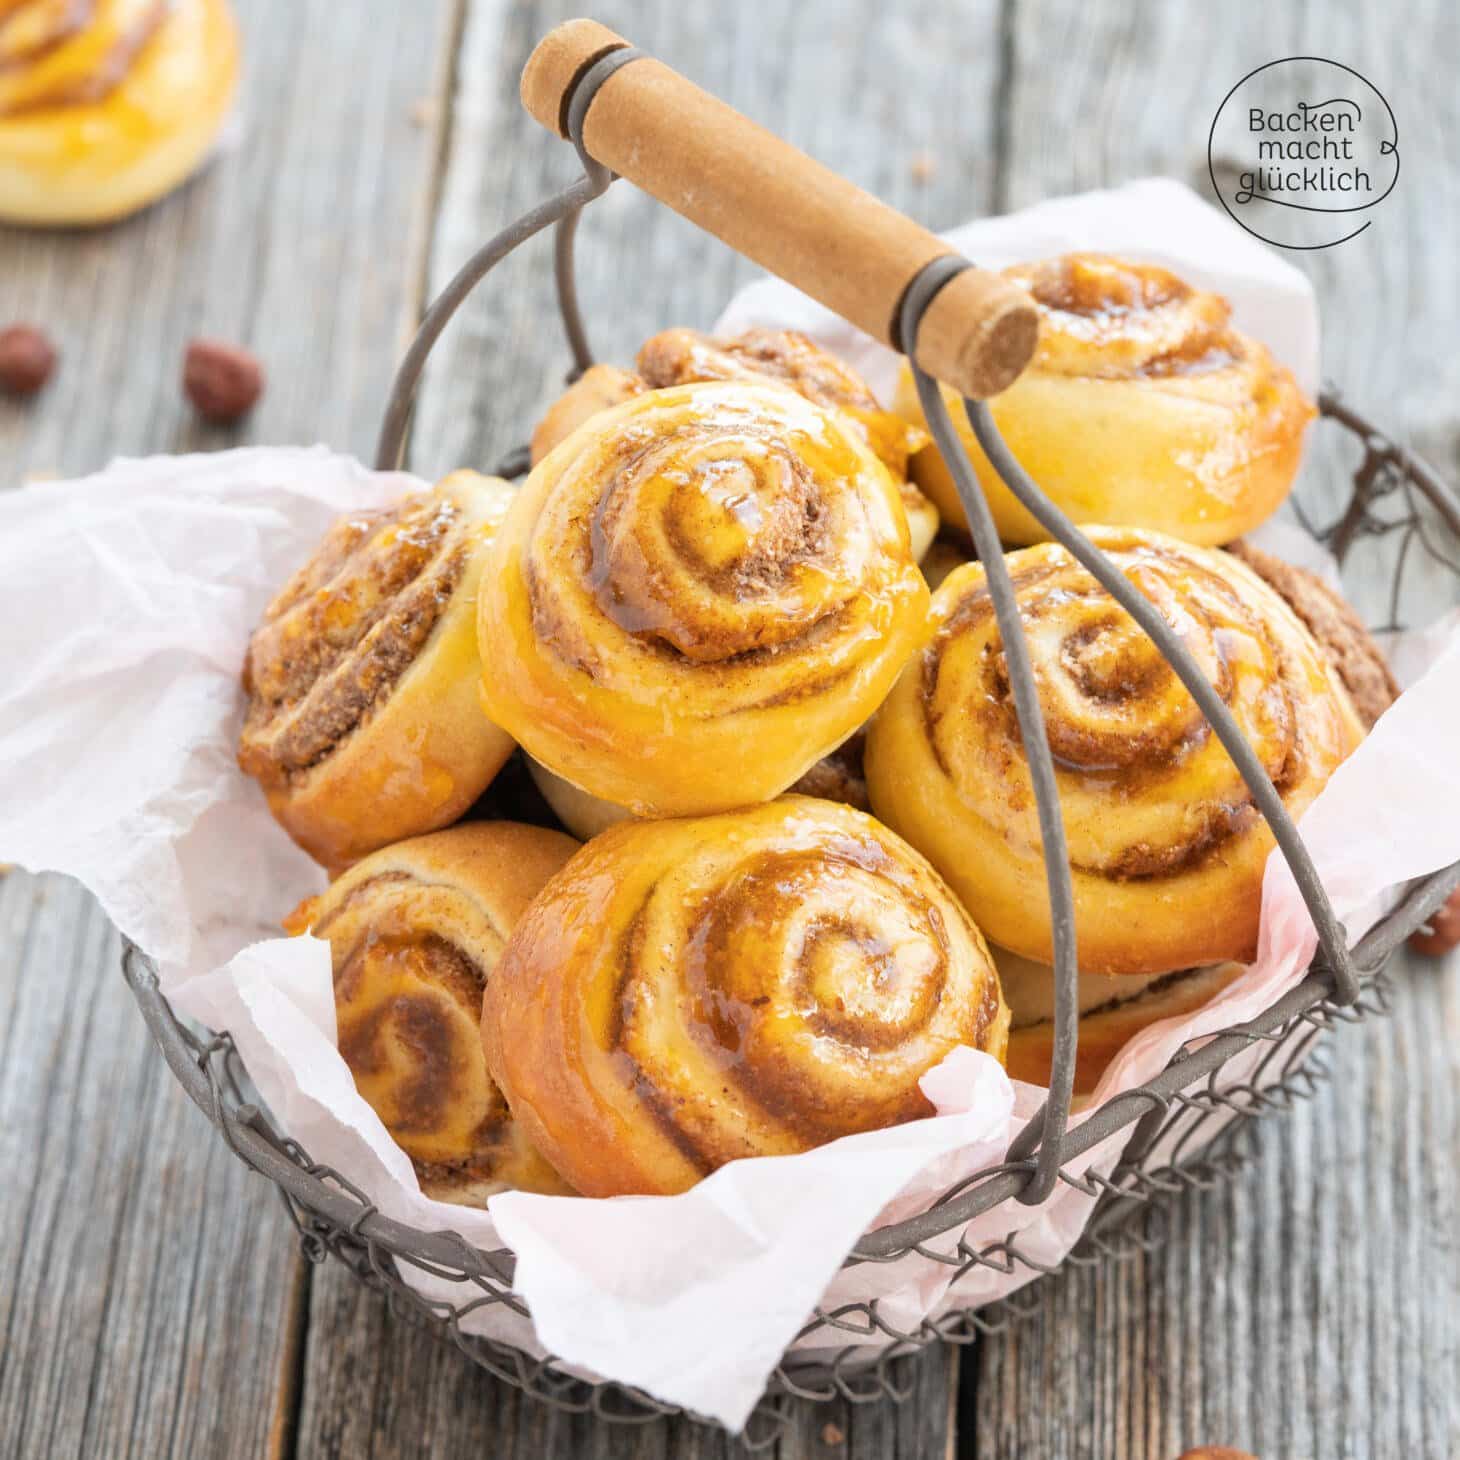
[
  {"x1": 865, "y1": 527, "x2": 1365, "y2": 975},
  {"x1": 531, "y1": 328, "x2": 940, "y2": 561},
  {"x1": 995, "y1": 945, "x2": 1245, "y2": 1094},
  {"x1": 239, "y1": 471, "x2": 518, "y2": 870},
  {"x1": 481, "y1": 797, "x2": 1010, "y2": 1197},
  {"x1": 1226, "y1": 539, "x2": 1398, "y2": 728},
  {"x1": 529, "y1": 364, "x2": 644, "y2": 466},
  {"x1": 285, "y1": 822, "x2": 578, "y2": 1202},
  {"x1": 893, "y1": 255, "x2": 1314, "y2": 547},
  {"x1": 0, "y1": 0, "x2": 238, "y2": 226},
  {"x1": 479, "y1": 381, "x2": 929, "y2": 818}
]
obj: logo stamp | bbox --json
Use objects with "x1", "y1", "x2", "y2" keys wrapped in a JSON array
[{"x1": 1208, "y1": 57, "x2": 1399, "y2": 250}]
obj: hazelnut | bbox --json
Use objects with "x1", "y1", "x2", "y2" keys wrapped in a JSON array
[
  {"x1": 1409, "y1": 884, "x2": 1460, "y2": 957},
  {"x1": 0, "y1": 324, "x2": 57, "y2": 397},
  {"x1": 184, "y1": 337, "x2": 264, "y2": 423},
  {"x1": 819, "y1": 1421, "x2": 845, "y2": 1447}
]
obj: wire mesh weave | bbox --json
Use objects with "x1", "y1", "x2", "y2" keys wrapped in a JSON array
[{"x1": 122, "y1": 58, "x2": 1460, "y2": 1439}]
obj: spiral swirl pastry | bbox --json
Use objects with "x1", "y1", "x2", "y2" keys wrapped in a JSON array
[
  {"x1": 481, "y1": 798, "x2": 1010, "y2": 1197},
  {"x1": 530, "y1": 329, "x2": 940, "y2": 561},
  {"x1": 479, "y1": 380, "x2": 929, "y2": 817},
  {"x1": 239, "y1": 471, "x2": 517, "y2": 870},
  {"x1": 892, "y1": 254, "x2": 1314, "y2": 547},
  {"x1": 994, "y1": 945, "x2": 1245, "y2": 1095},
  {"x1": 286, "y1": 823, "x2": 578, "y2": 1203},
  {"x1": 866, "y1": 528, "x2": 1365, "y2": 976},
  {"x1": 0, "y1": 0, "x2": 238, "y2": 226}
]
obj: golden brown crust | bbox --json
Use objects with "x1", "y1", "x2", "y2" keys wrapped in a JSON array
[
  {"x1": 894, "y1": 253, "x2": 1314, "y2": 547},
  {"x1": 996, "y1": 947, "x2": 1245, "y2": 1093},
  {"x1": 1226, "y1": 539, "x2": 1398, "y2": 728},
  {"x1": 525, "y1": 757, "x2": 632, "y2": 841},
  {"x1": 530, "y1": 329, "x2": 940, "y2": 561},
  {"x1": 637, "y1": 327, "x2": 939, "y2": 559},
  {"x1": 529, "y1": 363, "x2": 644, "y2": 466},
  {"x1": 0, "y1": 0, "x2": 239, "y2": 226},
  {"x1": 479, "y1": 381, "x2": 929, "y2": 817},
  {"x1": 866, "y1": 527, "x2": 1366, "y2": 975},
  {"x1": 481, "y1": 798, "x2": 1010, "y2": 1197},
  {"x1": 787, "y1": 729, "x2": 869, "y2": 811},
  {"x1": 638, "y1": 326, "x2": 929, "y2": 480},
  {"x1": 528, "y1": 731, "x2": 869, "y2": 841},
  {"x1": 289, "y1": 821, "x2": 578, "y2": 1202},
  {"x1": 239, "y1": 471, "x2": 517, "y2": 869}
]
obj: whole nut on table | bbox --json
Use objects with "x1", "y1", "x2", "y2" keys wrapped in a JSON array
[
  {"x1": 183, "y1": 337, "x2": 265, "y2": 423},
  {"x1": 0, "y1": 323, "x2": 58, "y2": 397}
]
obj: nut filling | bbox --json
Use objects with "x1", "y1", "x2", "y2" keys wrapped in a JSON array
[{"x1": 239, "y1": 495, "x2": 469, "y2": 785}]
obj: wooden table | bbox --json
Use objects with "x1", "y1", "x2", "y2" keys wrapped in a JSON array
[{"x1": 3, "y1": 3, "x2": 1457, "y2": 1456}]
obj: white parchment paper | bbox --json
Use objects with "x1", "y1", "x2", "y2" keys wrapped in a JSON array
[{"x1": 2, "y1": 184, "x2": 1456, "y2": 1432}]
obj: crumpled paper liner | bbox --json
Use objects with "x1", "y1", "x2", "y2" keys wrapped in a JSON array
[{"x1": 2, "y1": 184, "x2": 1456, "y2": 1432}]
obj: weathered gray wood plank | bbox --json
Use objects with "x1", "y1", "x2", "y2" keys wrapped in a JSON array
[
  {"x1": 0, "y1": 871, "x2": 295, "y2": 1459},
  {"x1": 296, "y1": 1260, "x2": 957, "y2": 1459},
  {"x1": 295, "y1": 0, "x2": 1003, "y2": 1454},
  {"x1": 973, "y1": 1, "x2": 1460, "y2": 1455},
  {"x1": 0, "y1": 3, "x2": 459, "y2": 1458},
  {"x1": 0, "y1": 0, "x2": 457, "y2": 479}
]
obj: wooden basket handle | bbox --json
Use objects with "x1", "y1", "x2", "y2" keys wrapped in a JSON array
[{"x1": 521, "y1": 19, "x2": 1038, "y2": 400}]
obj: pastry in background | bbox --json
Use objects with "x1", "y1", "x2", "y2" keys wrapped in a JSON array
[
  {"x1": 893, "y1": 254, "x2": 1314, "y2": 547},
  {"x1": 1226, "y1": 539, "x2": 1399, "y2": 728},
  {"x1": 529, "y1": 363, "x2": 643, "y2": 465},
  {"x1": 285, "y1": 822, "x2": 578, "y2": 1203},
  {"x1": 532, "y1": 327, "x2": 941, "y2": 561},
  {"x1": 994, "y1": 945, "x2": 1245, "y2": 1095},
  {"x1": 238, "y1": 471, "x2": 518, "y2": 870},
  {"x1": 919, "y1": 536, "x2": 971, "y2": 592},
  {"x1": 480, "y1": 380, "x2": 929, "y2": 818},
  {"x1": 525, "y1": 757, "x2": 630, "y2": 841},
  {"x1": 866, "y1": 527, "x2": 1365, "y2": 976},
  {"x1": 0, "y1": 0, "x2": 239, "y2": 226},
  {"x1": 481, "y1": 798, "x2": 1010, "y2": 1197},
  {"x1": 526, "y1": 727, "x2": 872, "y2": 840}
]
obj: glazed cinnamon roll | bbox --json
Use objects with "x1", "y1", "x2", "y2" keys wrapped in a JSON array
[
  {"x1": 865, "y1": 528, "x2": 1365, "y2": 975},
  {"x1": 995, "y1": 945, "x2": 1245, "y2": 1095},
  {"x1": 239, "y1": 471, "x2": 518, "y2": 870},
  {"x1": 893, "y1": 255, "x2": 1314, "y2": 547},
  {"x1": 531, "y1": 328, "x2": 940, "y2": 561},
  {"x1": 479, "y1": 381, "x2": 929, "y2": 817},
  {"x1": 481, "y1": 798, "x2": 1010, "y2": 1197},
  {"x1": 285, "y1": 822, "x2": 578, "y2": 1202},
  {"x1": 0, "y1": 0, "x2": 238, "y2": 226}
]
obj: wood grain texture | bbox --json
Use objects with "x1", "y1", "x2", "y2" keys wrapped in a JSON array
[
  {"x1": 295, "y1": 1257, "x2": 957, "y2": 1459},
  {"x1": 0, "y1": 0, "x2": 458, "y2": 480},
  {"x1": 0, "y1": 872, "x2": 298, "y2": 1459}
]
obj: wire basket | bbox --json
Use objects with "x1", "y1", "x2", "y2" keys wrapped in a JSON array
[{"x1": 123, "y1": 32, "x2": 1460, "y2": 1448}]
